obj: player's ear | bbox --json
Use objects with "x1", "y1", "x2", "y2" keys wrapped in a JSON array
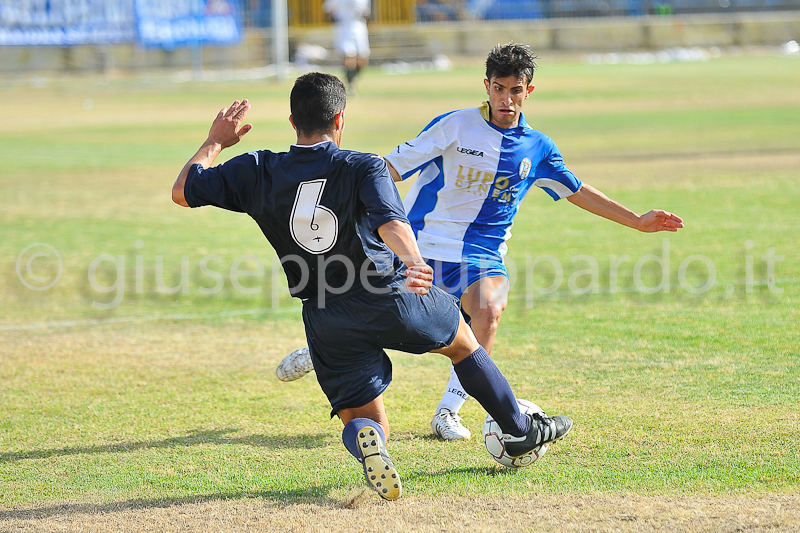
[
  {"x1": 289, "y1": 115, "x2": 297, "y2": 132},
  {"x1": 526, "y1": 85, "x2": 535, "y2": 98},
  {"x1": 484, "y1": 78, "x2": 490, "y2": 95},
  {"x1": 334, "y1": 110, "x2": 345, "y2": 131}
]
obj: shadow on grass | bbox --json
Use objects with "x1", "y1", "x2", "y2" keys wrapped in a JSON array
[
  {"x1": 0, "y1": 487, "x2": 338, "y2": 521},
  {"x1": 0, "y1": 465, "x2": 523, "y2": 521},
  {"x1": 0, "y1": 428, "x2": 328, "y2": 463},
  {"x1": 406, "y1": 465, "x2": 521, "y2": 481}
]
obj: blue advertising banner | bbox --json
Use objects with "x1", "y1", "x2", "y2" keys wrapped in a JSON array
[
  {"x1": 135, "y1": 0, "x2": 242, "y2": 49},
  {"x1": 0, "y1": 0, "x2": 135, "y2": 46}
]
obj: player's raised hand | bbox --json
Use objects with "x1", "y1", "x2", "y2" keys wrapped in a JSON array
[
  {"x1": 207, "y1": 99, "x2": 253, "y2": 149},
  {"x1": 404, "y1": 263, "x2": 434, "y2": 295},
  {"x1": 638, "y1": 210, "x2": 685, "y2": 233}
]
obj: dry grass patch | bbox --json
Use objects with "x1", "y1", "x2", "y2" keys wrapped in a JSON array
[{"x1": 2, "y1": 494, "x2": 799, "y2": 533}]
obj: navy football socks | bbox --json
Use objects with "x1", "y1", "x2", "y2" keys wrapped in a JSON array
[
  {"x1": 453, "y1": 346, "x2": 530, "y2": 437},
  {"x1": 342, "y1": 417, "x2": 386, "y2": 462}
]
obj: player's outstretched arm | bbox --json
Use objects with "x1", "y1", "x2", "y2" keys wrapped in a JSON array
[
  {"x1": 172, "y1": 99, "x2": 253, "y2": 207},
  {"x1": 567, "y1": 183, "x2": 684, "y2": 233},
  {"x1": 376, "y1": 220, "x2": 433, "y2": 295},
  {"x1": 385, "y1": 160, "x2": 403, "y2": 183}
]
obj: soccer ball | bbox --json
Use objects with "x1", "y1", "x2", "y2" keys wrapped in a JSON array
[{"x1": 483, "y1": 399, "x2": 549, "y2": 468}]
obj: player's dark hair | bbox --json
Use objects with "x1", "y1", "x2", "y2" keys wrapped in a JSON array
[
  {"x1": 485, "y1": 43, "x2": 538, "y2": 86},
  {"x1": 290, "y1": 72, "x2": 347, "y2": 136}
]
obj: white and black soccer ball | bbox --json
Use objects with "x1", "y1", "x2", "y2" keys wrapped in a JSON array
[{"x1": 483, "y1": 399, "x2": 549, "y2": 468}]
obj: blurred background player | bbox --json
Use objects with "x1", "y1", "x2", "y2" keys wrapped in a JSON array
[
  {"x1": 277, "y1": 43, "x2": 683, "y2": 442},
  {"x1": 323, "y1": 0, "x2": 371, "y2": 94},
  {"x1": 172, "y1": 72, "x2": 572, "y2": 500}
]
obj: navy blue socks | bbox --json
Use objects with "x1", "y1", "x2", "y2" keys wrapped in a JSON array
[
  {"x1": 342, "y1": 347, "x2": 528, "y2": 455},
  {"x1": 342, "y1": 418, "x2": 386, "y2": 461},
  {"x1": 453, "y1": 346, "x2": 530, "y2": 437}
]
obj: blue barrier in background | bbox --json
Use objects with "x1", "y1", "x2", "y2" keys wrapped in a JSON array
[
  {"x1": 236, "y1": 0, "x2": 800, "y2": 27},
  {"x1": 0, "y1": 0, "x2": 241, "y2": 47},
  {"x1": 3, "y1": 0, "x2": 799, "y2": 41}
]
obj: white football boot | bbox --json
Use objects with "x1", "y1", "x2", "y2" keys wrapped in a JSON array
[
  {"x1": 276, "y1": 347, "x2": 314, "y2": 382},
  {"x1": 431, "y1": 408, "x2": 471, "y2": 441}
]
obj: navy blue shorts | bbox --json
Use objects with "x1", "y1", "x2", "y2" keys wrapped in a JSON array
[{"x1": 302, "y1": 284, "x2": 460, "y2": 416}]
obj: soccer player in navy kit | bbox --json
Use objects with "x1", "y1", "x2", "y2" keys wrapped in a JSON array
[
  {"x1": 171, "y1": 72, "x2": 572, "y2": 500},
  {"x1": 277, "y1": 44, "x2": 684, "y2": 441}
]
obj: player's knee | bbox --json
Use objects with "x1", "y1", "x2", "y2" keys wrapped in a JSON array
[
  {"x1": 474, "y1": 301, "x2": 505, "y2": 327},
  {"x1": 490, "y1": 299, "x2": 507, "y2": 317}
]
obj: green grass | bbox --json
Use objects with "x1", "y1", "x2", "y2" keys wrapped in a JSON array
[{"x1": 0, "y1": 54, "x2": 798, "y2": 507}]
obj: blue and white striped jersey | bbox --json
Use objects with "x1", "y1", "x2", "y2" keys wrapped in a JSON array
[{"x1": 384, "y1": 103, "x2": 583, "y2": 263}]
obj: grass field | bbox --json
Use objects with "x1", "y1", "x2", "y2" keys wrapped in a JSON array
[{"x1": 1, "y1": 52, "x2": 799, "y2": 532}]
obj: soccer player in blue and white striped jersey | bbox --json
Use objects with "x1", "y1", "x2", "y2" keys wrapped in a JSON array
[{"x1": 383, "y1": 43, "x2": 684, "y2": 440}]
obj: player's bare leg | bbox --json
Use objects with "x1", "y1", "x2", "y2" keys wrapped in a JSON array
[
  {"x1": 339, "y1": 395, "x2": 390, "y2": 441},
  {"x1": 460, "y1": 275, "x2": 510, "y2": 356},
  {"x1": 343, "y1": 55, "x2": 366, "y2": 94},
  {"x1": 431, "y1": 276, "x2": 509, "y2": 440},
  {"x1": 339, "y1": 396, "x2": 401, "y2": 500},
  {"x1": 431, "y1": 316, "x2": 480, "y2": 363}
]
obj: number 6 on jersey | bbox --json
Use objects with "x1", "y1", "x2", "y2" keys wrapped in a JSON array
[{"x1": 290, "y1": 179, "x2": 339, "y2": 254}]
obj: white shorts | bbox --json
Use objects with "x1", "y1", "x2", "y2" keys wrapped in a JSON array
[{"x1": 334, "y1": 20, "x2": 370, "y2": 58}]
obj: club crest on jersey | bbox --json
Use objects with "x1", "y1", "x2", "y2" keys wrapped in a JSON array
[
  {"x1": 457, "y1": 146, "x2": 484, "y2": 157},
  {"x1": 519, "y1": 157, "x2": 532, "y2": 180}
]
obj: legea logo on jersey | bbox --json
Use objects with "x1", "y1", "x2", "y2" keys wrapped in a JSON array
[
  {"x1": 456, "y1": 146, "x2": 485, "y2": 157},
  {"x1": 455, "y1": 165, "x2": 494, "y2": 195},
  {"x1": 519, "y1": 158, "x2": 532, "y2": 180}
]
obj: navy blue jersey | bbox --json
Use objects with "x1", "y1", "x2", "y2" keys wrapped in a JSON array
[{"x1": 184, "y1": 141, "x2": 409, "y2": 301}]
